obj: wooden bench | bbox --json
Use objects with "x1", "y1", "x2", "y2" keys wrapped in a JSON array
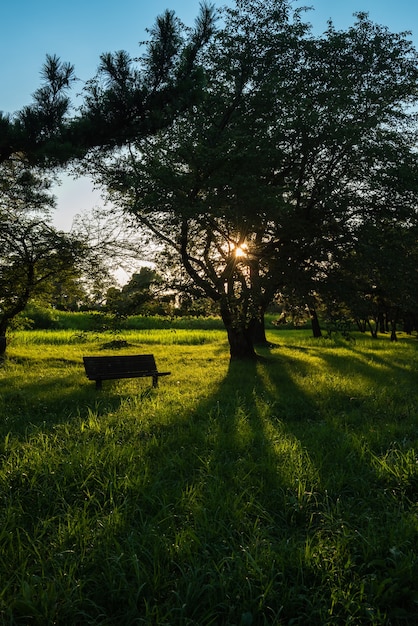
[{"x1": 83, "y1": 354, "x2": 171, "y2": 390}]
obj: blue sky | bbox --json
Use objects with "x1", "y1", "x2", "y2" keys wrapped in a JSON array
[
  {"x1": 1, "y1": 0, "x2": 417, "y2": 231},
  {"x1": 1, "y1": 0, "x2": 215, "y2": 114},
  {"x1": 2, "y1": 0, "x2": 417, "y2": 115}
]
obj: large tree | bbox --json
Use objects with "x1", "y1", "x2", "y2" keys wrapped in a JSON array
[
  {"x1": 86, "y1": 0, "x2": 418, "y2": 359},
  {"x1": 85, "y1": 0, "x2": 305, "y2": 358}
]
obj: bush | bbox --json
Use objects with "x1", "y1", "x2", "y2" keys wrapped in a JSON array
[{"x1": 20, "y1": 305, "x2": 60, "y2": 329}]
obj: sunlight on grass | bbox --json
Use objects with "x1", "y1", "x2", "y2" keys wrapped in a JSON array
[
  {"x1": 12, "y1": 328, "x2": 228, "y2": 346},
  {"x1": 0, "y1": 329, "x2": 417, "y2": 624}
]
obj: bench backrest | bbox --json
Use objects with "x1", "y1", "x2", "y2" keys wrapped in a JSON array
[{"x1": 83, "y1": 354, "x2": 157, "y2": 379}]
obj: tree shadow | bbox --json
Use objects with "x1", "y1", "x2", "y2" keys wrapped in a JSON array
[
  {"x1": 110, "y1": 344, "x2": 417, "y2": 622},
  {"x1": 2, "y1": 342, "x2": 417, "y2": 623}
]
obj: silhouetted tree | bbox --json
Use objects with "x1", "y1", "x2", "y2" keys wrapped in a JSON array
[
  {"x1": 87, "y1": 1, "x2": 418, "y2": 359},
  {"x1": 106, "y1": 267, "x2": 163, "y2": 316},
  {"x1": 0, "y1": 55, "x2": 76, "y2": 166},
  {"x1": 69, "y1": 4, "x2": 215, "y2": 155},
  {"x1": 0, "y1": 158, "x2": 85, "y2": 353}
]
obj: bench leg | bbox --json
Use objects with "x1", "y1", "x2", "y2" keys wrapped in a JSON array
[
  {"x1": 95, "y1": 379, "x2": 103, "y2": 390},
  {"x1": 152, "y1": 375, "x2": 158, "y2": 388}
]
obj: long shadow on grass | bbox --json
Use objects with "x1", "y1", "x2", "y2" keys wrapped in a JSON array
[
  {"x1": 3, "y1": 346, "x2": 417, "y2": 624},
  {"x1": 115, "y1": 350, "x2": 418, "y2": 623},
  {"x1": 297, "y1": 340, "x2": 418, "y2": 438},
  {"x1": 99, "y1": 353, "x2": 380, "y2": 623},
  {"x1": 193, "y1": 352, "x2": 375, "y2": 526},
  {"x1": 317, "y1": 338, "x2": 417, "y2": 384}
]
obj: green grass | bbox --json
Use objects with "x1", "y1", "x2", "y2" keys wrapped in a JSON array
[{"x1": 0, "y1": 329, "x2": 417, "y2": 624}]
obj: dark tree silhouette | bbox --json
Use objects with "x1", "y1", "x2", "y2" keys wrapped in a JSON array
[{"x1": 86, "y1": 1, "x2": 418, "y2": 359}]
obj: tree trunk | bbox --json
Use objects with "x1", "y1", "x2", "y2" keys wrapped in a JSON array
[
  {"x1": 226, "y1": 326, "x2": 257, "y2": 360},
  {"x1": 390, "y1": 309, "x2": 399, "y2": 342},
  {"x1": 355, "y1": 318, "x2": 367, "y2": 333},
  {"x1": 0, "y1": 318, "x2": 8, "y2": 357},
  {"x1": 251, "y1": 315, "x2": 268, "y2": 345},
  {"x1": 367, "y1": 318, "x2": 378, "y2": 338},
  {"x1": 378, "y1": 311, "x2": 387, "y2": 334},
  {"x1": 309, "y1": 307, "x2": 322, "y2": 338},
  {"x1": 220, "y1": 303, "x2": 257, "y2": 360},
  {"x1": 403, "y1": 313, "x2": 413, "y2": 335}
]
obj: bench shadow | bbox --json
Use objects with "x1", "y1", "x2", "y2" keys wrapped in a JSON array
[{"x1": 0, "y1": 355, "x2": 158, "y2": 439}]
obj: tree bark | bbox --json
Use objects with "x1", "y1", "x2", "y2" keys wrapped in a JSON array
[
  {"x1": 309, "y1": 307, "x2": 322, "y2": 338},
  {"x1": 251, "y1": 315, "x2": 268, "y2": 345},
  {"x1": 226, "y1": 327, "x2": 257, "y2": 359},
  {"x1": 390, "y1": 309, "x2": 399, "y2": 342},
  {"x1": 220, "y1": 303, "x2": 257, "y2": 360}
]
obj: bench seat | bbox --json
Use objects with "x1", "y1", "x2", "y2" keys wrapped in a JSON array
[{"x1": 83, "y1": 354, "x2": 171, "y2": 390}]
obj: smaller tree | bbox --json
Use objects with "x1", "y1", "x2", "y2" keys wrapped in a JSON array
[
  {"x1": 106, "y1": 267, "x2": 163, "y2": 316},
  {"x1": 322, "y1": 220, "x2": 418, "y2": 340},
  {"x1": 0, "y1": 157, "x2": 85, "y2": 354},
  {"x1": 0, "y1": 215, "x2": 85, "y2": 353},
  {"x1": 70, "y1": 206, "x2": 155, "y2": 309},
  {"x1": 41, "y1": 271, "x2": 91, "y2": 311}
]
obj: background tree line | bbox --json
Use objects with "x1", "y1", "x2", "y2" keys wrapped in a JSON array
[{"x1": 1, "y1": 0, "x2": 418, "y2": 358}]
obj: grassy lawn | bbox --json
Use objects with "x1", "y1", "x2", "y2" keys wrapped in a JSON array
[{"x1": 0, "y1": 327, "x2": 417, "y2": 624}]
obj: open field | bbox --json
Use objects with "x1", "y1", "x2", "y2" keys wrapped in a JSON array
[{"x1": 0, "y1": 327, "x2": 417, "y2": 625}]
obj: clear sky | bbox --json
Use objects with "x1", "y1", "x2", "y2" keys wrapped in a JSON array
[{"x1": 1, "y1": 0, "x2": 418, "y2": 230}]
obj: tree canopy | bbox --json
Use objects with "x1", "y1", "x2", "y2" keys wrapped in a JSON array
[
  {"x1": 85, "y1": 0, "x2": 418, "y2": 358},
  {"x1": 1, "y1": 5, "x2": 216, "y2": 165},
  {"x1": 74, "y1": 4, "x2": 215, "y2": 152}
]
